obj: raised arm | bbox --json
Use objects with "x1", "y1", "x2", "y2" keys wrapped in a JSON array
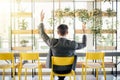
[
  {"x1": 38, "y1": 11, "x2": 51, "y2": 46},
  {"x1": 75, "y1": 22, "x2": 87, "y2": 49},
  {"x1": 82, "y1": 22, "x2": 86, "y2": 45}
]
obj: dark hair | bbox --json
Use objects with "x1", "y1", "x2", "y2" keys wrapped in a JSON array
[{"x1": 57, "y1": 24, "x2": 68, "y2": 36}]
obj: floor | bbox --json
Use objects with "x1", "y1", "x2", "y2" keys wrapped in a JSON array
[
  {"x1": 0, "y1": 68, "x2": 119, "y2": 80},
  {"x1": 0, "y1": 75, "x2": 120, "y2": 80}
]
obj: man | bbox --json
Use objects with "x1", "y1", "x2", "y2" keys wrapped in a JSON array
[{"x1": 38, "y1": 11, "x2": 86, "y2": 80}]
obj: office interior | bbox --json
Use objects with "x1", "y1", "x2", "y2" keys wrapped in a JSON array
[{"x1": 0, "y1": 0, "x2": 120, "y2": 80}]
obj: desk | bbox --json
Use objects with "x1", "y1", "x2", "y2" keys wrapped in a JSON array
[{"x1": 12, "y1": 50, "x2": 120, "y2": 57}]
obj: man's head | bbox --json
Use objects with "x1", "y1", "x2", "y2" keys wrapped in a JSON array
[{"x1": 57, "y1": 24, "x2": 68, "y2": 37}]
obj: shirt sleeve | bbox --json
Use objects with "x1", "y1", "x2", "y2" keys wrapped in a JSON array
[
  {"x1": 38, "y1": 23, "x2": 51, "y2": 46},
  {"x1": 75, "y1": 34, "x2": 87, "y2": 49}
]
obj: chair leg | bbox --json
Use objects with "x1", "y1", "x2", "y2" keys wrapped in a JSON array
[
  {"x1": 12, "y1": 68, "x2": 15, "y2": 80},
  {"x1": 38, "y1": 69, "x2": 40, "y2": 80},
  {"x1": 3, "y1": 69, "x2": 5, "y2": 80},
  {"x1": 38, "y1": 66, "x2": 42, "y2": 80},
  {"x1": 82, "y1": 65, "x2": 84, "y2": 80},
  {"x1": 69, "y1": 76, "x2": 72, "y2": 80},
  {"x1": 25, "y1": 69, "x2": 27, "y2": 80},
  {"x1": 40, "y1": 69, "x2": 42, "y2": 80},
  {"x1": 50, "y1": 72, "x2": 53, "y2": 80},
  {"x1": 18, "y1": 67, "x2": 21, "y2": 80},
  {"x1": 103, "y1": 67, "x2": 106, "y2": 80},
  {"x1": 84, "y1": 67, "x2": 87, "y2": 80},
  {"x1": 96, "y1": 68, "x2": 98, "y2": 80},
  {"x1": 74, "y1": 75, "x2": 76, "y2": 80},
  {"x1": 73, "y1": 72, "x2": 76, "y2": 80},
  {"x1": 18, "y1": 67, "x2": 22, "y2": 80}
]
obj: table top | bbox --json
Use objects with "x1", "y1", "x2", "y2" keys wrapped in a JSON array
[{"x1": 1, "y1": 50, "x2": 120, "y2": 57}]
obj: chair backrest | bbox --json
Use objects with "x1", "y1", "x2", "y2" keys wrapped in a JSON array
[
  {"x1": 19, "y1": 52, "x2": 40, "y2": 67},
  {"x1": 51, "y1": 56, "x2": 74, "y2": 74},
  {"x1": 86, "y1": 52, "x2": 104, "y2": 60},
  {"x1": 0, "y1": 53, "x2": 14, "y2": 60},
  {"x1": 0, "y1": 53, "x2": 14, "y2": 65},
  {"x1": 86, "y1": 52, "x2": 105, "y2": 64},
  {"x1": 85, "y1": 52, "x2": 105, "y2": 69},
  {"x1": 20, "y1": 52, "x2": 39, "y2": 60},
  {"x1": 52, "y1": 56, "x2": 74, "y2": 66}
]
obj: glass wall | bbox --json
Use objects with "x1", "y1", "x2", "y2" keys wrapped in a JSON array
[
  {"x1": 0, "y1": 0, "x2": 120, "y2": 74},
  {"x1": 0, "y1": 1, "x2": 11, "y2": 50},
  {"x1": 0, "y1": 0, "x2": 119, "y2": 52}
]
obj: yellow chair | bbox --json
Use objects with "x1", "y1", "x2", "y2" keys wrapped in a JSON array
[
  {"x1": 18, "y1": 53, "x2": 42, "y2": 80},
  {"x1": 0, "y1": 53, "x2": 15, "y2": 80},
  {"x1": 50, "y1": 56, "x2": 76, "y2": 80},
  {"x1": 82, "y1": 52, "x2": 106, "y2": 80}
]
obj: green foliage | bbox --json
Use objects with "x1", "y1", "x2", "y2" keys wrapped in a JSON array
[
  {"x1": 104, "y1": 0, "x2": 112, "y2": 3},
  {"x1": 19, "y1": 19, "x2": 28, "y2": 30},
  {"x1": 87, "y1": 9, "x2": 102, "y2": 35},
  {"x1": 48, "y1": 18, "x2": 58, "y2": 27},
  {"x1": 64, "y1": 8, "x2": 70, "y2": 12},
  {"x1": 93, "y1": 9, "x2": 102, "y2": 17},
  {"x1": 106, "y1": 8, "x2": 116, "y2": 17},
  {"x1": 20, "y1": 40, "x2": 29, "y2": 47},
  {"x1": 78, "y1": 9, "x2": 90, "y2": 22}
]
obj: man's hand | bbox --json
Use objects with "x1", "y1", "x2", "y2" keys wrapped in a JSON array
[
  {"x1": 40, "y1": 10, "x2": 45, "y2": 22},
  {"x1": 82, "y1": 22, "x2": 86, "y2": 33}
]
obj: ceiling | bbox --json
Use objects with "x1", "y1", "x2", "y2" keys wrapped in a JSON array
[{"x1": 0, "y1": 0, "x2": 119, "y2": 2}]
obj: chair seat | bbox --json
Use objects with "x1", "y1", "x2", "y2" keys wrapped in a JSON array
[
  {"x1": 23, "y1": 62, "x2": 39, "y2": 69},
  {"x1": 0, "y1": 62, "x2": 19, "y2": 68},
  {"x1": 0, "y1": 64, "x2": 12, "y2": 68},
  {"x1": 52, "y1": 70, "x2": 75, "y2": 76},
  {"x1": 83, "y1": 62, "x2": 101, "y2": 68}
]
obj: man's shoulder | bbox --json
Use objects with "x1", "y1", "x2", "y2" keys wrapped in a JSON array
[{"x1": 51, "y1": 38, "x2": 76, "y2": 44}]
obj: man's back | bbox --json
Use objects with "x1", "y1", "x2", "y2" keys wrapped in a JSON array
[
  {"x1": 38, "y1": 11, "x2": 86, "y2": 80},
  {"x1": 49, "y1": 38, "x2": 77, "y2": 56}
]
